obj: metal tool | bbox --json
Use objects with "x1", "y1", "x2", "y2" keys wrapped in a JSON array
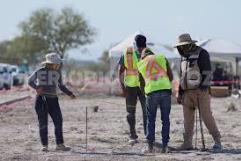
[
  {"x1": 197, "y1": 98, "x2": 206, "y2": 151},
  {"x1": 85, "y1": 106, "x2": 88, "y2": 152},
  {"x1": 195, "y1": 107, "x2": 198, "y2": 149}
]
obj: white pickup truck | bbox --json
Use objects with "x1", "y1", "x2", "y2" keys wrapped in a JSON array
[
  {"x1": 0, "y1": 63, "x2": 13, "y2": 90},
  {"x1": 10, "y1": 65, "x2": 25, "y2": 86},
  {"x1": 0, "y1": 71, "x2": 3, "y2": 90}
]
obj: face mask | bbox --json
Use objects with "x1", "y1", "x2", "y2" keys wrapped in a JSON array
[{"x1": 178, "y1": 44, "x2": 196, "y2": 57}]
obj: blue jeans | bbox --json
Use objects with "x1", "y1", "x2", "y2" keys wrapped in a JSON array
[{"x1": 146, "y1": 90, "x2": 171, "y2": 147}]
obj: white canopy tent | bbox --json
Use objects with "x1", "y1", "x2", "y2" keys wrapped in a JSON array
[
  {"x1": 109, "y1": 31, "x2": 141, "y2": 76},
  {"x1": 147, "y1": 43, "x2": 180, "y2": 59},
  {"x1": 109, "y1": 31, "x2": 179, "y2": 59},
  {"x1": 109, "y1": 31, "x2": 179, "y2": 76},
  {"x1": 199, "y1": 38, "x2": 241, "y2": 75},
  {"x1": 109, "y1": 31, "x2": 140, "y2": 58}
]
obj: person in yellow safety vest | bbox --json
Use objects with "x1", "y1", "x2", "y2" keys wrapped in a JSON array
[
  {"x1": 118, "y1": 34, "x2": 147, "y2": 145},
  {"x1": 138, "y1": 48, "x2": 173, "y2": 153}
]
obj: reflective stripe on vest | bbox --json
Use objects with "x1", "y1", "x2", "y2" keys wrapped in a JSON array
[
  {"x1": 145, "y1": 56, "x2": 167, "y2": 81},
  {"x1": 126, "y1": 69, "x2": 139, "y2": 76},
  {"x1": 124, "y1": 47, "x2": 140, "y2": 87},
  {"x1": 138, "y1": 54, "x2": 171, "y2": 94}
]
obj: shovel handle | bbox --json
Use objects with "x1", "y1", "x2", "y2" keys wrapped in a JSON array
[{"x1": 197, "y1": 98, "x2": 206, "y2": 150}]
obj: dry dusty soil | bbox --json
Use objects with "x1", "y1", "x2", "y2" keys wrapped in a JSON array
[{"x1": 0, "y1": 91, "x2": 241, "y2": 161}]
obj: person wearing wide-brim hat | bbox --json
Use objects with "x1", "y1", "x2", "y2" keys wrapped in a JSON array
[
  {"x1": 28, "y1": 53, "x2": 76, "y2": 152},
  {"x1": 175, "y1": 33, "x2": 222, "y2": 151},
  {"x1": 174, "y1": 33, "x2": 197, "y2": 47}
]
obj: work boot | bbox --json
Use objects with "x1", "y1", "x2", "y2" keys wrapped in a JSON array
[
  {"x1": 178, "y1": 135, "x2": 193, "y2": 150},
  {"x1": 178, "y1": 142, "x2": 193, "y2": 150},
  {"x1": 41, "y1": 145, "x2": 48, "y2": 152},
  {"x1": 128, "y1": 133, "x2": 138, "y2": 145},
  {"x1": 213, "y1": 138, "x2": 222, "y2": 151},
  {"x1": 142, "y1": 142, "x2": 154, "y2": 154},
  {"x1": 213, "y1": 142, "x2": 222, "y2": 151},
  {"x1": 128, "y1": 138, "x2": 138, "y2": 145},
  {"x1": 161, "y1": 146, "x2": 169, "y2": 153},
  {"x1": 56, "y1": 144, "x2": 71, "y2": 151}
]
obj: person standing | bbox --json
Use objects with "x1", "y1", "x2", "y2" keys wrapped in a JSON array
[
  {"x1": 138, "y1": 48, "x2": 173, "y2": 153},
  {"x1": 118, "y1": 34, "x2": 147, "y2": 144},
  {"x1": 175, "y1": 33, "x2": 222, "y2": 151},
  {"x1": 28, "y1": 53, "x2": 76, "y2": 152}
]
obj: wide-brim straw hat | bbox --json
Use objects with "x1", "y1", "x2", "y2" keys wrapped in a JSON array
[{"x1": 174, "y1": 33, "x2": 197, "y2": 48}]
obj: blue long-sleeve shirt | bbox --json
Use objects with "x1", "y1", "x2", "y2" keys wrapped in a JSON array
[{"x1": 28, "y1": 67, "x2": 73, "y2": 97}]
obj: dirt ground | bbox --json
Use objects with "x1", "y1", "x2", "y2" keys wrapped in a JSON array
[{"x1": 0, "y1": 91, "x2": 241, "y2": 161}]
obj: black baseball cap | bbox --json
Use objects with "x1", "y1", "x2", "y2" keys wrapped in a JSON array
[{"x1": 135, "y1": 34, "x2": 146, "y2": 48}]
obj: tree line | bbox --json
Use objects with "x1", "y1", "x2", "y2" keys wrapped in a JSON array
[{"x1": 0, "y1": 7, "x2": 96, "y2": 65}]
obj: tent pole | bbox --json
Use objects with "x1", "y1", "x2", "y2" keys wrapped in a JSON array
[{"x1": 236, "y1": 57, "x2": 239, "y2": 76}]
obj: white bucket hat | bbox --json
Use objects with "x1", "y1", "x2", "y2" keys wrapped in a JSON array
[{"x1": 41, "y1": 53, "x2": 63, "y2": 65}]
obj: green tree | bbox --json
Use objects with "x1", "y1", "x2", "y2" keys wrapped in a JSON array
[
  {"x1": 19, "y1": 7, "x2": 96, "y2": 59},
  {"x1": 98, "y1": 50, "x2": 110, "y2": 76},
  {"x1": 6, "y1": 35, "x2": 48, "y2": 64},
  {"x1": 0, "y1": 41, "x2": 10, "y2": 56}
]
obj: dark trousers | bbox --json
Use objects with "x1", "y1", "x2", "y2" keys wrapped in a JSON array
[
  {"x1": 146, "y1": 90, "x2": 171, "y2": 147},
  {"x1": 125, "y1": 87, "x2": 147, "y2": 139},
  {"x1": 35, "y1": 96, "x2": 64, "y2": 146}
]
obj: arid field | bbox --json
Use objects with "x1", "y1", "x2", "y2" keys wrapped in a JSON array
[{"x1": 0, "y1": 89, "x2": 241, "y2": 161}]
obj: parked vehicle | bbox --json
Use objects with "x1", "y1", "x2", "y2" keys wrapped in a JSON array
[
  {"x1": 0, "y1": 63, "x2": 13, "y2": 90},
  {"x1": 10, "y1": 65, "x2": 25, "y2": 86},
  {"x1": 0, "y1": 71, "x2": 3, "y2": 90}
]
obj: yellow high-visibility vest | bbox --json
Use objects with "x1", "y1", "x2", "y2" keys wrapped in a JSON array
[
  {"x1": 138, "y1": 54, "x2": 171, "y2": 94},
  {"x1": 124, "y1": 47, "x2": 140, "y2": 87}
]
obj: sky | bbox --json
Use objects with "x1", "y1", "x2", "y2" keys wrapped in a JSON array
[{"x1": 0, "y1": 0, "x2": 240, "y2": 61}]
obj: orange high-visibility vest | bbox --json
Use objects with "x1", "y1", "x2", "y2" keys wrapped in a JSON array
[{"x1": 124, "y1": 47, "x2": 140, "y2": 87}]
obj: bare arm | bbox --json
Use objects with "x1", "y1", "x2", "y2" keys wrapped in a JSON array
[{"x1": 118, "y1": 64, "x2": 125, "y2": 91}]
